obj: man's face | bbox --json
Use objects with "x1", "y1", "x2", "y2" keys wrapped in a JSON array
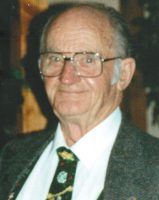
[{"x1": 42, "y1": 8, "x2": 122, "y2": 123}]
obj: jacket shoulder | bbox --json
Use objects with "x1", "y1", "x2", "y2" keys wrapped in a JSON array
[
  {"x1": 0, "y1": 129, "x2": 53, "y2": 156},
  {"x1": 0, "y1": 129, "x2": 54, "y2": 199},
  {"x1": 120, "y1": 117, "x2": 159, "y2": 158}
]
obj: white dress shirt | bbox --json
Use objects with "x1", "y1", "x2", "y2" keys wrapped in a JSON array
[{"x1": 16, "y1": 108, "x2": 121, "y2": 200}]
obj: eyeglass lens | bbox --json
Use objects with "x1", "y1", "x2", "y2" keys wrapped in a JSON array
[{"x1": 40, "y1": 52, "x2": 102, "y2": 77}]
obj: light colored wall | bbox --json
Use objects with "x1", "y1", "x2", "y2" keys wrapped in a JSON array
[{"x1": 48, "y1": 0, "x2": 119, "y2": 10}]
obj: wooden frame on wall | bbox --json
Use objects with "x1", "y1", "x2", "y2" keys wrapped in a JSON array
[{"x1": 20, "y1": 0, "x2": 48, "y2": 133}]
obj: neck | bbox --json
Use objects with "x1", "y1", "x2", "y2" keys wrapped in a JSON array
[{"x1": 59, "y1": 106, "x2": 119, "y2": 146}]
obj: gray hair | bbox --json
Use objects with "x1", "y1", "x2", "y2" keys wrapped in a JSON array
[{"x1": 111, "y1": 58, "x2": 122, "y2": 84}]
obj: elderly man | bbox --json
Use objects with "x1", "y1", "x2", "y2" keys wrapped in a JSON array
[{"x1": 1, "y1": 2, "x2": 159, "y2": 200}]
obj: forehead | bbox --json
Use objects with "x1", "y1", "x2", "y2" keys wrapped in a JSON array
[{"x1": 46, "y1": 7, "x2": 113, "y2": 52}]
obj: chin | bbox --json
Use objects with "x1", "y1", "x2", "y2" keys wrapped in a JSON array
[{"x1": 54, "y1": 104, "x2": 87, "y2": 118}]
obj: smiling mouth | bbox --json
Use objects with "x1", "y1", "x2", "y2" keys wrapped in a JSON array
[
  {"x1": 58, "y1": 90, "x2": 86, "y2": 94},
  {"x1": 58, "y1": 86, "x2": 88, "y2": 93}
]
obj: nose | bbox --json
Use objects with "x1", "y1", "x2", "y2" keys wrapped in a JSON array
[{"x1": 59, "y1": 61, "x2": 80, "y2": 84}]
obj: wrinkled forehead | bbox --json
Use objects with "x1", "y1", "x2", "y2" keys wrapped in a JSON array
[{"x1": 46, "y1": 7, "x2": 113, "y2": 51}]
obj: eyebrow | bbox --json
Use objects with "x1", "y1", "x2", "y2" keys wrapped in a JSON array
[{"x1": 45, "y1": 47, "x2": 59, "y2": 52}]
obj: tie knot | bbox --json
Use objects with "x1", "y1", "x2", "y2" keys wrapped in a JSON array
[{"x1": 57, "y1": 147, "x2": 78, "y2": 162}]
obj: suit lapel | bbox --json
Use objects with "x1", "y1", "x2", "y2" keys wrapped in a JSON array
[
  {"x1": 97, "y1": 190, "x2": 104, "y2": 200},
  {"x1": 103, "y1": 118, "x2": 146, "y2": 200},
  {"x1": 4, "y1": 129, "x2": 55, "y2": 200}
]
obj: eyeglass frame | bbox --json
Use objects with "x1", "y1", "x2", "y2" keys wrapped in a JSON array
[{"x1": 39, "y1": 51, "x2": 123, "y2": 78}]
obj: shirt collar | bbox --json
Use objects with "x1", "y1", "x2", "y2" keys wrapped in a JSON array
[
  {"x1": 53, "y1": 108, "x2": 121, "y2": 169},
  {"x1": 52, "y1": 125, "x2": 68, "y2": 150}
]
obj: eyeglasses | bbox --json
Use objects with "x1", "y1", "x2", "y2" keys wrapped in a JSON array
[{"x1": 39, "y1": 51, "x2": 122, "y2": 78}]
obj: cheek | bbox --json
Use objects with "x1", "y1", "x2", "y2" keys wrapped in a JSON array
[
  {"x1": 87, "y1": 78, "x2": 107, "y2": 105},
  {"x1": 87, "y1": 72, "x2": 115, "y2": 112},
  {"x1": 43, "y1": 78, "x2": 59, "y2": 103},
  {"x1": 88, "y1": 70, "x2": 112, "y2": 95}
]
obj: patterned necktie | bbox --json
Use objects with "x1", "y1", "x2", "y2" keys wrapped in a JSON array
[{"x1": 46, "y1": 147, "x2": 78, "y2": 200}]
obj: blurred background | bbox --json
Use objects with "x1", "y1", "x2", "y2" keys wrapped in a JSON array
[{"x1": 0, "y1": 0, "x2": 159, "y2": 150}]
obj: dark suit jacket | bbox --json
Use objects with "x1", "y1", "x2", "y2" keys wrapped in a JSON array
[{"x1": 1, "y1": 117, "x2": 159, "y2": 200}]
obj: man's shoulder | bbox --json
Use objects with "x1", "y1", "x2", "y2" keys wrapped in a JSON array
[
  {"x1": 120, "y1": 116, "x2": 159, "y2": 156},
  {"x1": 0, "y1": 128, "x2": 54, "y2": 160},
  {"x1": 0, "y1": 129, "x2": 55, "y2": 199}
]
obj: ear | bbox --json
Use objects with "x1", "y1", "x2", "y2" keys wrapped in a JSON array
[{"x1": 117, "y1": 57, "x2": 136, "y2": 91}]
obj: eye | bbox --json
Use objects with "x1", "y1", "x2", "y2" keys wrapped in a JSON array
[
  {"x1": 85, "y1": 56, "x2": 94, "y2": 64},
  {"x1": 48, "y1": 54, "x2": 61, "y2": 62},
  {"x1": 84, "y1": 54, "x2": 96, "y2": 64}
]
